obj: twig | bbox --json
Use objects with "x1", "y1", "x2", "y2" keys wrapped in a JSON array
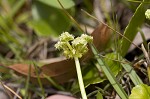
[
  {"x1": 141, "y1": 43, "x2": 150, "y2": 83},
  {"x1": 141, "y1": 44, "x2": 150, "y2": 65},
  {"x1": 0, "y1": 81, "x2": 22, "y2": 99}
]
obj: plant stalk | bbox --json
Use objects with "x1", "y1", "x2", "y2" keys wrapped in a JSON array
[
  {"x1": 74, "y1": 57, "x2": 87, "y2": 99},
  {"x1": 147, "y1": 66, "x2": 150, "y2": 83}
]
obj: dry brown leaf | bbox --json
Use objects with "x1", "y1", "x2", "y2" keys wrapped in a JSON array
[
  {"x1": 92, "y1": 24, "x2": 111, "y2": 51},
  {"x1": 82, "y1": 24, "x2": 111, "y2": 61},
  {"x1": 8, "y1": 64, "x2": 42, "y2": 78},
  {"x1": 41, "y1": 59, "x2": 75, "y2": 77},
  {"x1": 7, "y1": 59, "x2": 76, "y2": 84},
  {"x1": 6, "y1": 24, "x2": 111, "y2": 84}
]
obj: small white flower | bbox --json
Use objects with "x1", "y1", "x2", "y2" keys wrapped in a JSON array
[
  {"x1": 59, "y1": 32, "x2": 74, "y2": 42},
  {"x1": 145, "y1": 9, "x2": 150, "y2": 20},
  {"x1": 55, "y1": 32, "x2": 93, "y2": 59}
]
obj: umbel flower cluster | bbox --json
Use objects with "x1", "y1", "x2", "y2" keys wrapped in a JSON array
[
  {"x1": 55, "y1": 32, "x2": 93, "y2": 59},
  {"x1": 145, "y1": 9, "x2": 150, "y2": 20}
]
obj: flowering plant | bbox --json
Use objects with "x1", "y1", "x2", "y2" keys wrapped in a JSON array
[
  {"x1": 55, "y1": 32, "x2": 93, "y2": 99},
  {"x1": 55, "y1": 32, "x2": 93, "y2": 59}
]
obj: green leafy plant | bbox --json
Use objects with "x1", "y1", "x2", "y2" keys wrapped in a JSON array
[
  {"x1": 2, "y1": 0, "x2": 150, "y2": 98},
  {"x1": 129, "y1": 84, "x2": 150, "y2": 99},
  {"x1": 90, "y1": 44, "x2": 128, "y2": 99},
  {"x1": 55, "y1": 32, "x2": 93, "y2": 99},
  {"x1": 121, "y1": 0, "x2": 149, "y2": 56}
]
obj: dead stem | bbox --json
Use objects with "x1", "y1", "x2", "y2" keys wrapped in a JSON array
[{"x1": 0, "y1": 80, "x2": 22, "y2": 99}]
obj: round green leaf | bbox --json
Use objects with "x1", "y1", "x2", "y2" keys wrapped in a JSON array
[{"x1": 129, "y1": 84, "x2": 150, "y2": 99}]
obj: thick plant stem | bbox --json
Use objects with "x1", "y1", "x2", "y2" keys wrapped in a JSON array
[{"x1": 74, "y1": 57, "x2": 87, "y2": 99}]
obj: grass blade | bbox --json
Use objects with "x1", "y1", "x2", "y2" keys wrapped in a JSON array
[
  {"x1": 10, "y1": 0, "x2": 25, "y2": 17},
  {"x1": 33, "y1": 63, "x2": 46, "y2": 98},
  {"x1": 121, "y1": 0, "x2": 149, "y2": 56},
  {"x1": 90, "y1": 44, "x2": 128, "y2": 99},
  {"x1": 24, "y1": 64, "x2": 31, "y2": 99},
  {"x1": 43, "y1": 74, "x2": 65, "y2": 91},
  {"x1": 121, "y1": 63, "x2": 143, "y2": 85}
]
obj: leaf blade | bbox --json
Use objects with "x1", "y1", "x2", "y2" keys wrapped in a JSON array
[{"x1": 121, "y1": 0, "x2": 149, "y2": 56}]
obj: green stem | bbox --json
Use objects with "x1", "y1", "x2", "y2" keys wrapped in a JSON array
[
  {"x1": 24, "y1": 64, "x2": 31, "y2": 99},
  {"x1": 66, "y1": 42, "x2": 73, "y2": 51},
  {"x1": 33, "y1": 63, "x2": 45, "y2": 98},
  {"x1": 147, "y1": 66, "x2": 150, "y2": 83},
  {"x1": 74, "y1": 57, "x2": 87, "y2": 99}
]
